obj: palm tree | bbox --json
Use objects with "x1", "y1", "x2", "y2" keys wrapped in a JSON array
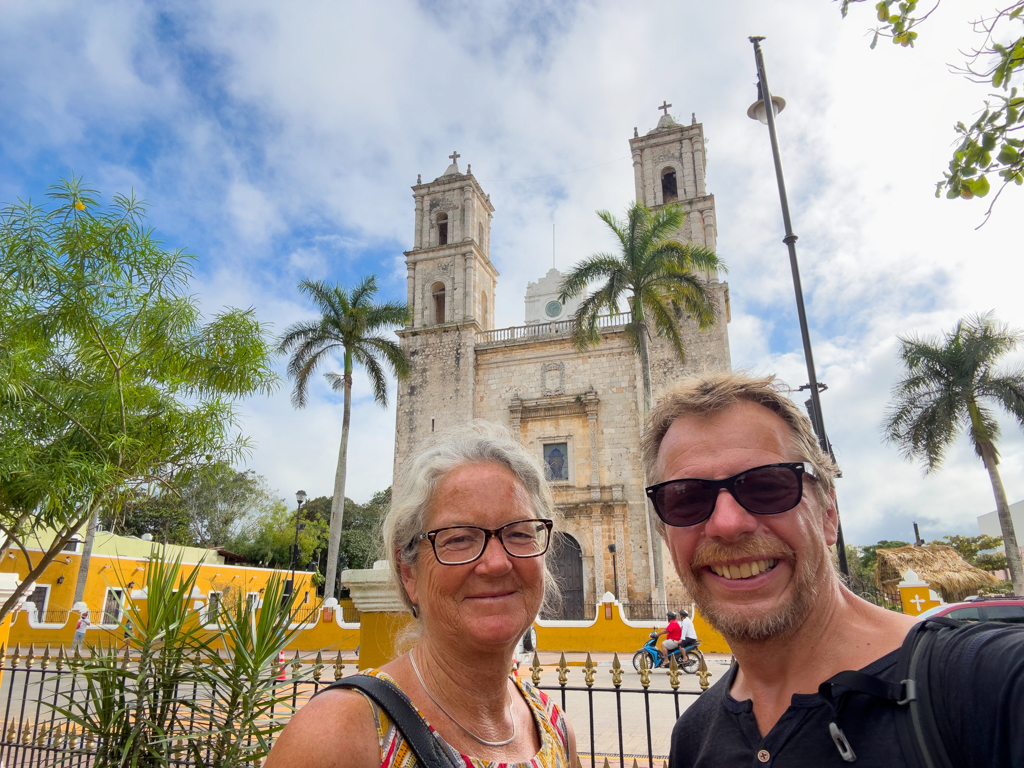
[
  {"x1": 559, "y1": 201, "x2": 725, "y2": 603},
  {"x1": 883, "y1": 312, "x2": 1024, "y2": 595},
  {"x1": 278, "y1": 276, "x2": 409, "y2": 600}
]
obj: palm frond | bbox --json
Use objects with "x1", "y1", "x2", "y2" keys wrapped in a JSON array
[{"x1": 557, "y1": 255, "x2": 621, "y2": 301}]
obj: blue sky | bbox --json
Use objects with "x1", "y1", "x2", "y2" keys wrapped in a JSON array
[{"x1": 3, "y1": 0, "x2": 1023, "y2": 547}]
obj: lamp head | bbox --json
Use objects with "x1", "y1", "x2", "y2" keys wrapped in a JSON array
[
  {"x1": 746, "y1": 80, "x2": 786, "y2": 125},
  {"x1": 296, "y1": 490, "x2": 307, "y2": 505}
]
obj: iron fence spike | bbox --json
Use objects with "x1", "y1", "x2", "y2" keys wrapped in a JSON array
[
  {"x1": 639, "y1": 649, "x2": 651, "y2": 688},
  {"x1": 668, "y1": 653, "x2": 680, "y2": 689},
  {"x1": 583, "y1": 652, "x2": 595, "y2": 687},
  {"x1": 557, "y1": 652, "x2": 569, "y2": 686},
  {"x1": 530, "y1": 652, "x2": 542, "y2": 687}
]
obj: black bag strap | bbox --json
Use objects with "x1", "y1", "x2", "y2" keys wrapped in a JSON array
[
  {"x1": 817, "y1": 617, "x2": 961, "y2": 767},
  {"x1": 316, "y1": 674, "x2": 460, "y2": 768},
  {"x1": 896, "y1": 619, "x2": 957, "y2": 768}
]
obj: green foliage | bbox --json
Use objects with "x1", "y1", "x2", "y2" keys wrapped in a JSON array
[
  {"x1": 106, "y1": 492, "x2": 194, "y2": 545},
  {"x1": 929, "y1": 533, "x2": 1008, "y2": 571},
  {"x1": 0, "y1": 176, "x2": 278, "y2": 619},
  {"x1": 53, "y1": 549, "x2": 306, "y2": 767},
  {"x1": 858, "y1": 540, "x2": 911, "y2": 571},
  {"x1": 278, "y1": 276, "x2": 410, "y2": 410},
  {"x1": 105, "y1": 462, "x2": 280, "y2": 548},
  {"x1": 840, "y1": 1, "x2": 1024, "y2": 220},
  {"x1": 228, "y1": 497, "x2": 328, "y2": 570},
  {"x1": 978, "y1": 579, "x2": 1015, "y2": 595}
]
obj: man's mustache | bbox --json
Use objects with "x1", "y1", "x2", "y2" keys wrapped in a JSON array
[{"x1": 690, "y1": 534, "x2": 795, "y2": 569}]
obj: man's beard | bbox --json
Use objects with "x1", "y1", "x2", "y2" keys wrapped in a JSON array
[{"x1": 677, "y1": 533, "x2": 822, "y2": 642}]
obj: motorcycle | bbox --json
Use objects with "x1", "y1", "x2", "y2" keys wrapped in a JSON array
[{"x1": 632, "y1": 631, "x2": 701, "y2": 674}]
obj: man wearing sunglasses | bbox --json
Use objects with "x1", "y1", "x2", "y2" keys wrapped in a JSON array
[{"x1": 640, "y1": 372, "x2": 1024, "y2": 767}]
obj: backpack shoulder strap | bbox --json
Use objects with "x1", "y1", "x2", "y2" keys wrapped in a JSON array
[
  {"x1": 317, "y1": 674, "x2": 460, "y2": 768},
  {"x1": 818, "y1": 617, "x2": 962, "y2": 767},
  {"x1": 894, "y1": 618, "x2": 958, "y2": 768}
]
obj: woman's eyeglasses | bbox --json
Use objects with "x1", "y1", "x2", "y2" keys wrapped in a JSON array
[
  {"x1": 645, "y1": 463, "x2": 816, "y2": 528},
  {"x1": 415, "y1": 519, "x2": 554, "y2": 565}
]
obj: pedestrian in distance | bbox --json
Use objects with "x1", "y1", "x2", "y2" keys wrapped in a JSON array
[
  {"x1": 71, "y1": 609, "x2": 90, "y2": 651},
  {"x1": 641, "y1": 372, "x2": 1024, "y2": 767},
  {"x1": 267, "y1": 422, "x2": 577, "y2": 768}
]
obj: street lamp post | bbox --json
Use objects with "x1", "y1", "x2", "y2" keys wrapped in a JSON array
[
  {"x1": 288, "y1": 489, "x2": 307, "y2": 598},
  {"x1": 747, "y1": 36, "x2": 849, "y2": 577},
  {"x1": 608, "y1": 543, "x2": 619, "y2": 599}
]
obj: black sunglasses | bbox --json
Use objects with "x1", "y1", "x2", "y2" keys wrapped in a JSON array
[{"x1": 645, "y1": 462, "x2": 816, "y2": 528}]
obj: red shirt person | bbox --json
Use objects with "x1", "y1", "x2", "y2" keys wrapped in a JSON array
[{"x1": 656, "y1": 612, "x2": 683, "y2": 659}]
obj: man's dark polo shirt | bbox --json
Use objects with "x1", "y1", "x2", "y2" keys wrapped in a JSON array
[{"x1": 669, "y1": 625, "x2": 1024, "y2": 767}]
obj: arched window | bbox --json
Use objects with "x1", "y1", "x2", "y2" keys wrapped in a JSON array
[
  {"x1": 661, "y1": 168, "x2": 678, "y2": 203},
  {"x1": 437, "y1": 212, "x2": 448, "y2": 246},
  {"x1": 431, "y1": 282, "x2": 446, "y2": 324},
  {"x1": 478, "y1": 222, "x2": 484, "y2": 244},
  {"x1": 480, "y1": 290, "x2": 488, "y2": 328}
]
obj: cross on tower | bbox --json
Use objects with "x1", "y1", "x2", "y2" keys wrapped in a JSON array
[
  {"x1": 910, "y1": 595, "x2": 926, "y2": 611},
  {"x1": 658, "y1": 101, "x2": 672, "y2": 116},
  {"x1": 449, "y1": 151, "x2": 461, "y2": 164}
]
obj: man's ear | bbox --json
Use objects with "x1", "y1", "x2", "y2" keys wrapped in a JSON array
[{"x1": 822, "y1": 491, "x2": 839, "y2": 547}]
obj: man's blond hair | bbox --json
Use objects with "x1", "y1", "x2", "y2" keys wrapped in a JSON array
[{"x1": 641, "y1": 372, "x2": 838, "y2": 508}]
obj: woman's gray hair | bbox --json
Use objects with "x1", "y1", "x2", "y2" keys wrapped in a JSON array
[{"x1": 383, "y1": 420, "x2": 560, "y2": 626}]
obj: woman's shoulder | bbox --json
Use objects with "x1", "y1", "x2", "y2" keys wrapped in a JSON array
[{"x1": 264, "y1": 680, "x2": 380, "y2": 768}]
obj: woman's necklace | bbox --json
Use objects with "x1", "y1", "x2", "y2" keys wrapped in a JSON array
[{"x1": 410, "y1": 650, "x2": 516, "y2": 747}]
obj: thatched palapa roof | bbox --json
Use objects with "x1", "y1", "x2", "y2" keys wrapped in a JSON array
[{"x1": 875, "y1": 544, "x2": 998, "y2": 603}]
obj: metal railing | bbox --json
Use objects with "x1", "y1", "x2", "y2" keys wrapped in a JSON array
[
  {"x1": 852, "y1": 586, "x2": 903, "y2": 613},
  {"x1": 476, "y1": 312, "x2": 630, "y2": 345},
  {"x1": 0, "y1": 644, "x2": 711, "y2": 768},
  {"x1": 618, "y1": 601, "x2": 682, "y2": 622}
]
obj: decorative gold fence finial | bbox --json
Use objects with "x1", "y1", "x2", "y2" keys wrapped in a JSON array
[
  {"x1": 530, "y1": 652, "x2": 543, "y2": 687},
  {"x1": 668, "y1": 654, "x2": 680, "y2": 689},
  {"x1": 557, "y1": 652, "x2": 569, "y2": 687},
  {"x1": 313, "y1": 651, "x2": 324, "y2": 682},
  {"x1": 638, "y1": 652, "x2": 651, "y2": 689},
  {"x1": 697, "y1": 651, "x2": 713, "y2": 691},
  {"x1": 610, "y1": 653, "x2": 623, "y2": 687},
  {"x1": 583, "y1": 653, "x2": 595, "y2": 687}
]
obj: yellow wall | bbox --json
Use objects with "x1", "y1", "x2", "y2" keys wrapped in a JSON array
[
  {"x1": 357, "y1": 612, "x2": 416, "y2": 669},
  {"x1": 534, "y1": 601, "x2": 731, "y2": 655},
  {"x1": 2, "y1": 534, "x2": 316, "y2": 647}
]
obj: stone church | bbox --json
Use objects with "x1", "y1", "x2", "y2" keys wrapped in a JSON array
[{"x1": 392, "y1": 107, "x2": 732, "y2": 618}]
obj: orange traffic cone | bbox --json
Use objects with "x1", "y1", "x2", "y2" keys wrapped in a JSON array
[{"x1": 277, "y1": 650, "x2": 287, "y2": 681}]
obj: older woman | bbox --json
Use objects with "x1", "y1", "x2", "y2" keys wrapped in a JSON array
[{"x1": 267, "y1": 423, "x2": 577, "y2": 768}]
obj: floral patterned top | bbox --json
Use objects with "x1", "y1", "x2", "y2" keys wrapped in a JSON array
[{"x1": 357, "y1": 668, "x2": 571, "y2": 768}]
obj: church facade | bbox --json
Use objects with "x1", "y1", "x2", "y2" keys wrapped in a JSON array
[{"x1": 393, "y1": 109, "x2": 732, "y2": 617}]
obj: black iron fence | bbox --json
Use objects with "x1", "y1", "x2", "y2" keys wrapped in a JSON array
[
  {"x1": 618, "y1": 601, "x2": 682, "y2": 622},
  {"x1": 852, "y1": 586, "x2": 903, "y2": 613},
  {"x1": 0, "y1": 645, "x2": 712, "y2": 768}
]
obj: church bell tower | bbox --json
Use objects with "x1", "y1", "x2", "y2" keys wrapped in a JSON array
[
  {"x1": 394, "y1": 153, "x2": 498, "y2": 471},
  {"x1": 628, "y1": 101, "x2": 717, "y2": 253},
  {"x1": 404, "y1": 152, "x2": 497, "y2": 331}
]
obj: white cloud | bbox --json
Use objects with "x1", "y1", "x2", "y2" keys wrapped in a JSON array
[{"x1": 4, "y1": 0, "x2": 1024, "y2": 539}]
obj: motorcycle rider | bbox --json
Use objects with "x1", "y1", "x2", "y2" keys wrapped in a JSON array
[
  {"x1": 655, "y1": 611, "x2": 682, "y2": 664},
  {"x1": 678, "y1": 609, "x2": 698, "y2": 651}
]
